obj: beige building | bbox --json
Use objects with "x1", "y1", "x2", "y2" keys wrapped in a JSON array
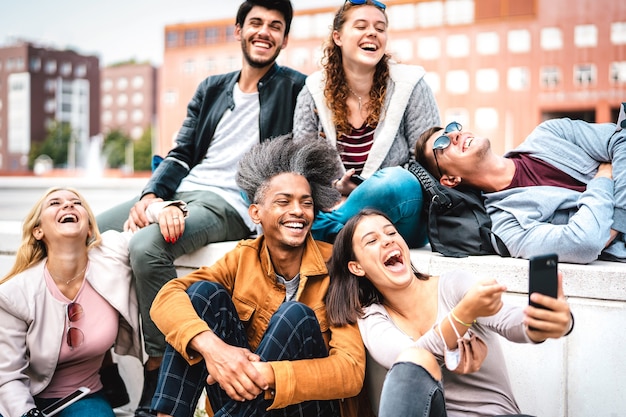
[
  {"x1": 101, "y1": 62, "x2": 158, "y2": 140},
  {"x1": 0, "y1": 41, "x2": 100, "y2": 173},
  {"x1": 158, "y1": 0, "x2": 626, "y2": 156}
]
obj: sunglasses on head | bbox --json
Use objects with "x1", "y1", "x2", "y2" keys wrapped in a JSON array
[
  {"x1": 432, "y1": 121, "x2": 462, "y2": 178},
  {"x1": 345, "y1": 0, "x2": 387, "y2": 10}
]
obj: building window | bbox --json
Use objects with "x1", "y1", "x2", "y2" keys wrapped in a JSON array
[
  {"x1": 290, "y1": 48, "x2": 310, "y2": 68},
  {"x1": 164, "y1": 90, "x2": 178, "y2": 105},
  {"x1": 102, "y1": 94, "x2": 113, "y2": 108},
  {"x1": 184, "y1": 29, "x2": 199, "y2": 46},
  {"x1": 166, "y1": 31, "x2": 179, "y2": 48},
  {"x1": 541, "y1": 27, "x2": 563, "y2": 50},
  {"x1": 476, "y1": 32, "x2": 499, "y2": 55},
  {"x1": 131, "y1": 126, "x2": 144, "y2": 140},
  {"x1": 476, "y1": 69, "x2": 499, "y2": 92},
  {"x1": 205, "y1": 27, "x2": 220, "y2": 43},
  {"x1": 445, "y1": 0, "x2": 474, "y2": 25},
  {"x1": 61, "y1": 62, "x2": 72, "y2": 76},
  {"x1": 574, "y1": 64, "x2": 596, "y2": 86},
  {"x1": 418, "y1": 37, "x2": 441, "y2": 60},
  {"x1": 508, "y1": 29, "x2": 531, "y2": 53},
  {"x1": 132, "y1": 92, "x2": 144, "y2": 105},
  {"x1": 226, "y1": 26, "x2": 236, "y2": 42},
  {"x1": 443, "y1": 108, "x2": 469, "y2": 128},
  {"x1": 204, "y1": 58, "x2": 217, "y2": 73},
  {"x1": 541, "y1": 66, "x2": 561, "y2": 88},
  {"x1": 45, "y1": 60, "x2": 57, "y2": 74},
  {"x1": 226, "y1": 56, "x2": 238, "y2": 71},
  {"x1": 387, "y1": 4, "x2": 416, "y2": 30},
  {"x1": 183, "y1": 59, "x2": 196, "y2": 74},
  {"x1": 446, "y1": 34, "x2": 470, "y2": 58},
  {"x1": 574, "y1": 25, "x2": 598, "y2": 48},
  {"x1": 102, "y1": 78, "x2": 113, "y2": 91},
  {"x1": 45, "y1": 79, "x2": 56, "y2": 93},
  {"x1": 6, "y1": 58, "x2": 15, "y2": 71},
  {"x1": 117, "y1": 110, "x2": 128, "y2": 123},
  {"x1": 117, "y1": 77, "x2": 128, "y2": 90},
  {"x1": 313, "y1": 13, "x2": 334, "y2": 38},
  {"x1": 390, "y1": 39, "x2": 413, "y2": 62},
  {"x1": 132, "y1": 75, "x2": 144, "y2": 89},
  {"x1": 446, "y1": 70, "x2": 470, "y2": 94},
  {"x1": 75, "y1": 63, "x2": 87, "y2": 77},
  {"x1": 416, "y1": 2, "x2": 444, "y2": 27},
  {"x1": 290, "y1": 15, "x2": 312, "y2": 40},
  {"x1": 131, "y1": 109, "x2": 144, "y2": 123},
  {"x1": 44, "y1": 99, "x2": 56, "y2": 113},
  {"x1": 475, "y1": 107, "x2": 499, "y2": 130},
  {"x1": 611, "y1": 22, "x2": 626, "y2": 45},
  {"x1": 508, "y1": 67, "x2": 530, "y2": 91},
  {"x1": 117, "y1": 94, "x2": 128, "y2": 106},
  {"x1": 610, "y1": 62, "x2": 626, "y2": 84},
  {"x1": 102, "y1": 110, "x2": 112, "y2": 123},
  {"x1": 30, "y1": 57, "x2": 41, "y2": 72}
]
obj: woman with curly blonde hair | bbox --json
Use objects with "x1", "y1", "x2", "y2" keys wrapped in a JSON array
[{"x1": 293, "y1": 0, "x2": 441, "y2": 247}]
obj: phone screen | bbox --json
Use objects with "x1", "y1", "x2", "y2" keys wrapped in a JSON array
[
  {"x1": 350, "y1": 174, "x2": 365, "y2": 185},
  {"x1": 42, "y1": 387, "x2": 90, "y2": 417},
  {"x1": 528, "y1": 253, "x2": 558, "y2": 309}
]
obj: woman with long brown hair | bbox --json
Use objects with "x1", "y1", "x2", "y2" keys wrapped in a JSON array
[{"x1": 293, "y1": 0, "x2": 441, "y2": 247}]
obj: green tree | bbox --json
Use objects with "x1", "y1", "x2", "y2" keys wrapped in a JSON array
[
  {"x1": 28, "y1": 121, "x2": 72, "y2": 168},
  {"x1": 103, "y1": 129, "x2": 130, "y2": 169},
  {"x1": 133, "y1": 126, "x2": 153, "y2": 172}
]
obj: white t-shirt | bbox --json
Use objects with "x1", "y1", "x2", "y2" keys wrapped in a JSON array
[{"x1": 177, "y1": 82, "x2": 260, "y2": 232}]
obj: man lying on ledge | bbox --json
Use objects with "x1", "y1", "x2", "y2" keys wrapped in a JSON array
[{"x1": 415, "y1": 102, "x2": 626, "y2": 264}]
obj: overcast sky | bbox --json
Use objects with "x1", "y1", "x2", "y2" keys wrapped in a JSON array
[{"x1": 1, "y1": 0, "x2": 339, "y2": 66}]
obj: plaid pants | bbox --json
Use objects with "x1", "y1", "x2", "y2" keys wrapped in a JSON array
[{"x1": 151, "y1": 281, "x2": 340, "y2": 417}]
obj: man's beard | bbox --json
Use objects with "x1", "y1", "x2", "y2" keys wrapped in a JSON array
[{"x1": 241, "y1": 37, "x2": 282, "y2": 69}]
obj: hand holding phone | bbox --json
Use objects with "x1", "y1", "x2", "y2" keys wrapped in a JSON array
[
  {"x1": 528, "y1": 253, "x2": 559, "y2": 309},
  {"x1": 349, "y1": 174, "x2": 365, "y2": 185}
]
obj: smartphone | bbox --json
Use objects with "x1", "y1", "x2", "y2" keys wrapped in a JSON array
[
  {"x1": 528, "y1": 253, "x2": 558, "y2": 309},
  {"x1": 350, "y1": 174, "x2": 365, "y2": 185},
  {"x1": 41, "y1": 387, "x2": 90, "y2": 417}
]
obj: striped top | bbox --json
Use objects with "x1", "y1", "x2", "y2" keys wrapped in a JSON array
[{"x1": 337, "y1": 124, "x2": 376, "y2": 175}]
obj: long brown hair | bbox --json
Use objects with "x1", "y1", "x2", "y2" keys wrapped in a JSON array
[
  {"x1": 322, "y1": 0, "x2": 391, "y2": 135},
  {"x1": 1, "y1": 187, "x2": 102, "y2": 283}
]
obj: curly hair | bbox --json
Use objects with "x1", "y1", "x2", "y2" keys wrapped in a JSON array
[
  {"x1": 322, "y1": 1, "x2": 390, "y2": 136},
  {"x1": 236, "y1": 134, "x2": 342, "y2": 214}
]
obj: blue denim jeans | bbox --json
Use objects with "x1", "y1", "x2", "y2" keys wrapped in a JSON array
[
  {"x1": 151, "y1": 281, "x2": 340, "y2": 417},
  {"x1": 96, "y1": 190, "x2": 252, "y2": 357},
  {"x1": 312, "y1": 166, "x2": 428, "y2": 248},
  {"x1": 35, "y1": 391, "x2": 114, "y2": 417}
]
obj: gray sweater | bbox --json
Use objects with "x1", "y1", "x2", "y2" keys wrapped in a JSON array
[{"x1": 485, "y1": 118, "x2": 626, "y2": 263}]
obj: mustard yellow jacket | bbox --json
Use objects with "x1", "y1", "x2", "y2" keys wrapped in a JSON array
[{"x1": 150, "y1": 234, "x2": 365, "y2": 416}]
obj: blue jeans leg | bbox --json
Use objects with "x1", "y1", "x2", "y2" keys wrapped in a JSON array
[
  {"x1": 378, "y1": 362, "x2": 446, "y2": 417},
  {"x1": 312, "y1": 166, "x2": 428, "y2": 248}
]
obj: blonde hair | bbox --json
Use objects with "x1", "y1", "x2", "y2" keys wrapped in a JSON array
[{"x1": 1, "y1": 187, "x2": 102, "y2": 283}]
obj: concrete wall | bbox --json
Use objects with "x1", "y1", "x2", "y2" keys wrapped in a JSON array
[{"x1": 3, "y1": 222, "x2": 626, "y2": 417}]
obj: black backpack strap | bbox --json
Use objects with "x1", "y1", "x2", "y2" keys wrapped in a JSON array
[{"x1": 407, "y1": 160, "x2": 452, "y2": 208}]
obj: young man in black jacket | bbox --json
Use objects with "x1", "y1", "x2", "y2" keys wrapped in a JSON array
[{"x1": 96, "y1": 2, "x2": 306, "y2": 416}]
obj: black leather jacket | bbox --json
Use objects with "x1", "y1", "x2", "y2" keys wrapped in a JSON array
[{"x1": 142, "y1": 64, "x2": 306, "y2": 199}]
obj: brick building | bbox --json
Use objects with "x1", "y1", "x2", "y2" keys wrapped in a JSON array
[
  {"x1": 0, "y1": 41, "x2": 100, "y2": 173},
  {"x1": 101, "y1": 62, "x2": 158, "y2": 140},
  {"x1": 158, "y1": 0, "x2": 626, "y2": 156}
]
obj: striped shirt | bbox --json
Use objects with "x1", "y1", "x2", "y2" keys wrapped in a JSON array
[{"x1": 337, "y1": 124, "x2": 376, "y2": 175}]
